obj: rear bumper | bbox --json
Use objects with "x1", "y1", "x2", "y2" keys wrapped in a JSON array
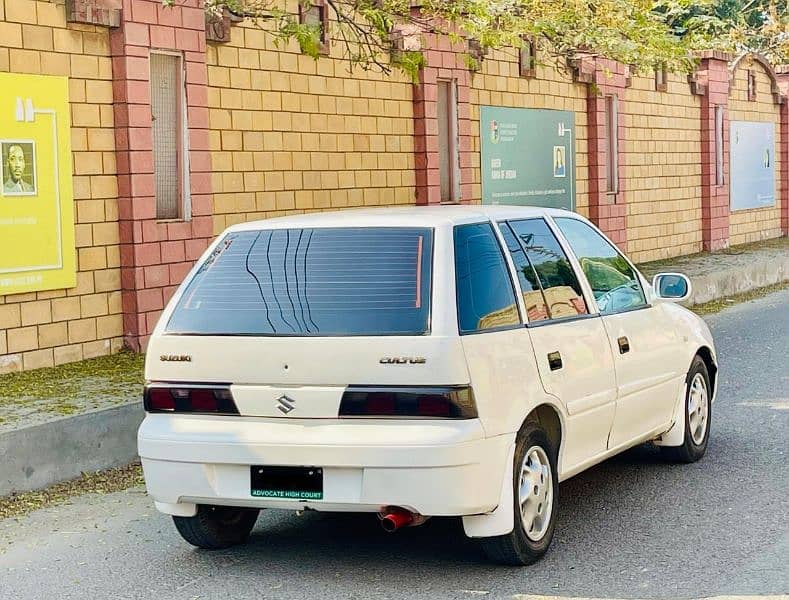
[{"x1": 138, "y1": 414, "x2": 513, "y2": 517}]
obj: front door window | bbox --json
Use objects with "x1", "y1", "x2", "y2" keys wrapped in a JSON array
[{"x1": 554, "y1": 218, "x2": 646, "y2": 314}]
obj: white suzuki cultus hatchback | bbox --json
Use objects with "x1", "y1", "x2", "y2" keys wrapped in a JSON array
[{"x1": 139, "y1": 206, "x2": 716, "y2": 565}]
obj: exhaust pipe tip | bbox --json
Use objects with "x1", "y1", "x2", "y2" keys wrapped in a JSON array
[{"x1": 379, "y1": 508, "x2": 415, "y2": 533}]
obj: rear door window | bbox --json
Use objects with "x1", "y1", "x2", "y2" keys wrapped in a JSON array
[
  {"x1": 454, "y1": 222, "x2": 520, "y2": 334},
  {"x1": 498, "y1": 224, "x2": 550, "y2": 323},
  {"x1": 166, "y1": 228, "x2": 433, "y2": 336},
  {"x1": 506, "y1": 219, "x2": 589, "y2": 320}
]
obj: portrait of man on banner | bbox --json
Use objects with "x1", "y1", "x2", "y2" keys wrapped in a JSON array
[
  {"x1": 2, "y1": 141, "x2": 37, "y2": 196},
  {"x1": 553, "y1": 145, "x2": 566, "y2": 178}
]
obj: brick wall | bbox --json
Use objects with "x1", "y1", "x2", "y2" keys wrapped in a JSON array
[
  {"x1": 206, "y1": 13, "x2": 416, "y2": 235},
  {"x1": 624, "y1": 72, "x2": 703, "y2": 263},
  {"x1": 728, "y1": 60, "x2": 784, "y2": 245},
  {"x1": 1, "y1": 2, "x2": 788, "y2": 374},
  {"x1": 0, "y1": 0, "x2": 122, "y2": 374},
  {"x1": 469, "y1": 47, "x2": 589, "y2": 214}
]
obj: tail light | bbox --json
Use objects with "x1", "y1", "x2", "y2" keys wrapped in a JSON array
[
  {"x1": 144, "y1": 384, "x2": 239, "y2": 415},
  {"x1": 339, "y1": 386, "x2": 477, "y2": 419}
]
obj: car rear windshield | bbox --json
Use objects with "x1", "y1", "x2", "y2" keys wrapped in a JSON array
[{"x1": 166, "y1": 227, "x2": 433, "y2": 336}]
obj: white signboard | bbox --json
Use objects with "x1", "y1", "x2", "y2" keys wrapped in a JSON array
[{"x1": 730, "y1": 121, "x2": 776, "y2": 211}]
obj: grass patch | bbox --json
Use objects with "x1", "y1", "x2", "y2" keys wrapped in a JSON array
[
  {"x1": 0, "y1": 350, "x2": 144, "y2": 417},
  {"x1": 691, "y1": 281, "x2": 789, "y2": 315},
  {"x1": 0, "y1": 462, "x2": 144, "y2": 522}
]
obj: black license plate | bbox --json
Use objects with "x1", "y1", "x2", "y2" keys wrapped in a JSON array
[{"x1": 250, "y1": 466, "x2": 323, "y2": 500}]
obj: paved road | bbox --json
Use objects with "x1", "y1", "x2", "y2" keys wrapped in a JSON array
[{"x1": 2, "y1": 290, "x2": 788, "y2": 600}]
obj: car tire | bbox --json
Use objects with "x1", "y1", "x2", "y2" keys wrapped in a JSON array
[
  {"x1": 479, "y1": 422, "x2": 558, "y2": 566},
  {"x1": 173, "y1": 505, "x2": 260, "y2": 550},
  {"x1": 661, "y1": 355, "x2": 711, "y2": 463}
]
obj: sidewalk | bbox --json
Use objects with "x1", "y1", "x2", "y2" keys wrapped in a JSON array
[
  {"x1": 1, "y1": 236, "x2": 787, "y2": 496},
  {"x1": 637, "y1": 236, "x2": 789, "y2": 305},
  {"x1": 0, "y1": 352, "x2": 144, "y2": 496}
]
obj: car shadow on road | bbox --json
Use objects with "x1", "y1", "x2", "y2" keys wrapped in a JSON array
[
  {"x1": 166, "y1": 436, "x2": 786, "y2": 599},
  {"x1": 194, "y1": 443, "x2": 679, "y2": 569}
]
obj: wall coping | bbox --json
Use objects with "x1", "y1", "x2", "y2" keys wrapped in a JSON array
[
  {"x1": 695, "y1": 50, "x2": 736, "y2": 62},
  {"x1": 66, "y1": 0, "x2": 121, "y2": 27}
]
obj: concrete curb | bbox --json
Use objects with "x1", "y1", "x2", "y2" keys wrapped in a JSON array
[
  {"x1": 687, "y1": 252, "x2": 789, "y2": 305},
  {"x1": 0, "y1": 402, "x2": 143, "y2": 496}
]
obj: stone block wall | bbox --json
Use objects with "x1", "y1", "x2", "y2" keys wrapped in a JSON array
[
  {"x1": 206, "y1": 13, "x2": 416, "y2": 235},
  {"x1": 1, "y1": 3, "x2": 788, "y2": 374},
  {"x1": 624, "y1": 72, "x2": 703, "y2": 263}
]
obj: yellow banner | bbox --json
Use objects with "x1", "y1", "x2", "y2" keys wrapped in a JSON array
[{"x1": 0, "y1": 72, "x2": 76, "y2": 295}]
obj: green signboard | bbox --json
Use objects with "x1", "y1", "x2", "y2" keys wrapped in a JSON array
[{"x1": 480, "y1": 106, "x2": 575, "y2": 210}]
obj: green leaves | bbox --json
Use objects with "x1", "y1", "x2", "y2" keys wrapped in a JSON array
[
  {"x1": 174, "y1": 0, "x2": 786, "y2": 76},
  {"x1": 663, "y1": 0, "x2": 789, "y2": 64},
  {"x1": 278, "y1": 17, "x2": 323, "y2": 58}
]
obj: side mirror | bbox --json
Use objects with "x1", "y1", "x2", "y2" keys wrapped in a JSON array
[{"x1": 652, "y1": 273, "x2": 691, "y2": 302}]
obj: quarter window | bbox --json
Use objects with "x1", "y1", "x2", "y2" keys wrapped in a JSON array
[
  {"x1": 454, "y1": 223, "x2": 520, "y2": 334},
  {"x1": 506, "y1": 219, "x2": 589, "y2": 320},
  {"x1": 554, "y1": 217, "x2": 647, "y2": 314}
]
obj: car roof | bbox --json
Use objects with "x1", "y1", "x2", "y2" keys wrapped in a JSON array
[{"x1": 226, "y1": 205, "x2": 582, "y2": 232}]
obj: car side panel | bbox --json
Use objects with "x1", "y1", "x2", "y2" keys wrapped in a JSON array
[
  {"x1": 460, "y1": 327, "x2": 557, "y2": 438},
  {"x1": 603, "y1": 305, "x2": 682, "y2": 448},
  {"x1": 527, "y1": 318, "x2": 618, "y2": 475},
  {"x1": 653, "y1": 301, "x2": 719, "y2": 446}
]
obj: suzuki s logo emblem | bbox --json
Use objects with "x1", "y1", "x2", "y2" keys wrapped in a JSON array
[{"x1": 276, "y1": 395, "x2": 296, "y2": 415}]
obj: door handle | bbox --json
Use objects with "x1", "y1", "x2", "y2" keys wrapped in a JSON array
[
  {"x1": 618, "y1": 336, "x2": 630, "y2": 354},
  {"x1": 548, "y1": 351, "x2": 563, "y2": 371}
]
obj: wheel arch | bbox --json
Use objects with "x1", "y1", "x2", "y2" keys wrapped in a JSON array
[
  {"x1": 694, "y1": 345, "x2": 718, "y2": 399},
  {"x1": 462, "y1": 400, "x2": 566, "y2": 539},
  {"x1": 522, "y1": 402, "x2": 565, "y2": 473},
  {"x1": 655, "y1": 344, "x2": 718, "y2": 448}
]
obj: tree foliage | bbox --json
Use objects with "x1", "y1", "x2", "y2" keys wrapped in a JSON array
[
  {"x1": 167, "y1": 0, "x2": 788, "y2": 77},
  {"x1": 666, "y1": 0, "x2": 789, "y2": 64}
]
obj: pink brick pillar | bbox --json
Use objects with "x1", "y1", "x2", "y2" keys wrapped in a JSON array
[
  {"x1": 782, "y1": 101, "x2": 789, "y2": 236},
  {"x1": 111, "y1": 0, "x2": 213, "y2": 351},
  {"x1": 582, "y1": 58, "x2": 629, "y2": 249},
  {"x1": 778, "y1": 68, "x2": 789, "y2": 236},
  {"x1": 696, "y1": 52, "x2": 732, "y2": 251},
  {"x1": 413, "y1": 34, "x2": 473, "y2": 205}
]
